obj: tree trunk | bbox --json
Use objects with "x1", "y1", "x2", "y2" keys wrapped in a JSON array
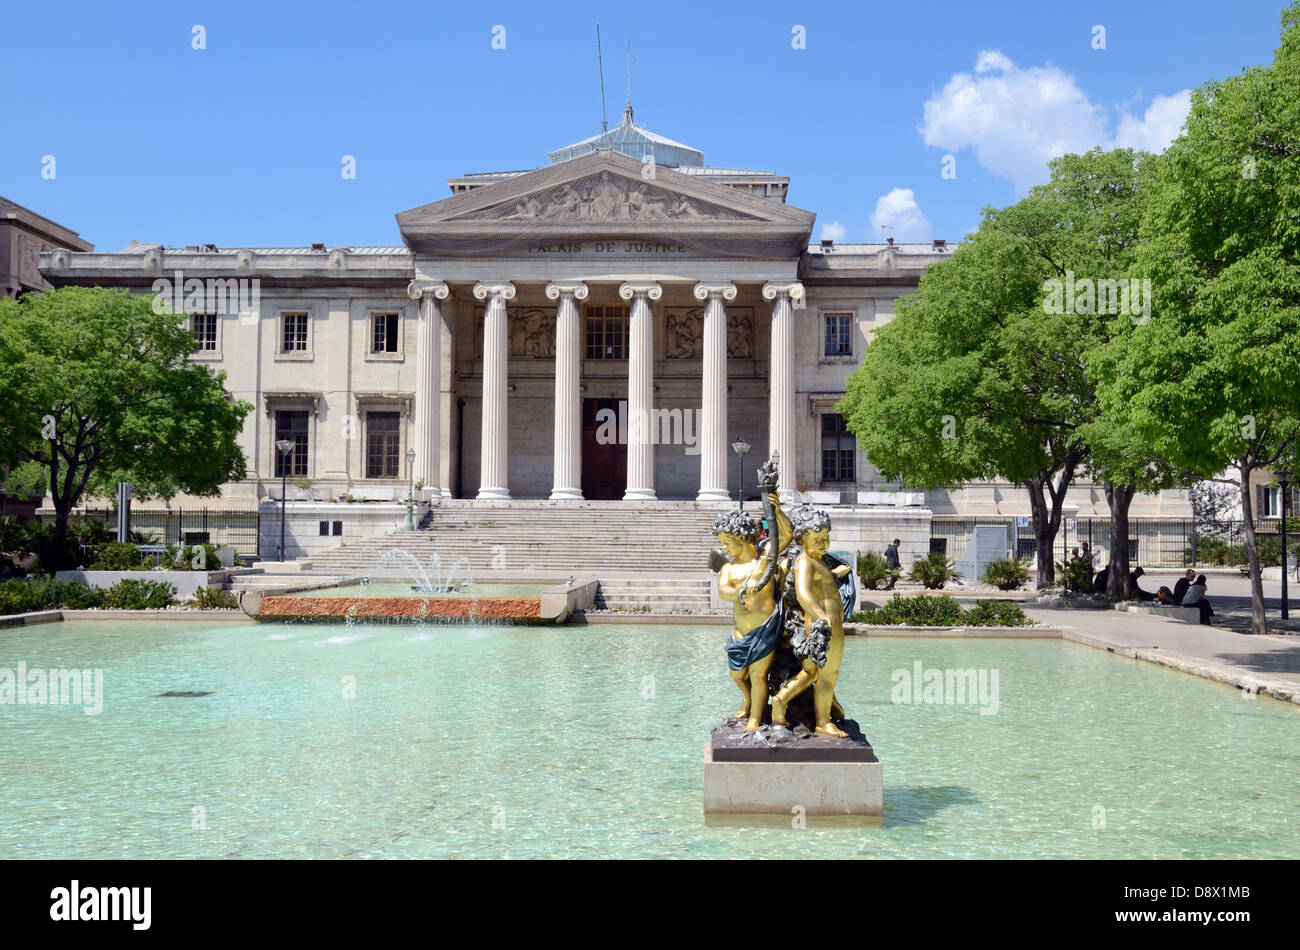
[
  {"x1": 1105, "y1": 482, "x2": 1136, "y2": 600},
  {"x1": 1027, "y1": 479, "x2": 1058, "y2": 589},
  {"x1": 1239, "y1": 461, "x2": 1267, "y2": 635}
]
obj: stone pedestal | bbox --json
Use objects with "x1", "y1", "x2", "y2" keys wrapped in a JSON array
[{"x1": 703, "y1": 719, "x2": 883, "y2": 817}]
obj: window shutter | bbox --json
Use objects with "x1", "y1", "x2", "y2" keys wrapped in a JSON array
[{"x1": 1256, "y1": 483, "x2": 1265, "y2": 519}]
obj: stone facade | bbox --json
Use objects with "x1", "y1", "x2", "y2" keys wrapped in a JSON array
[{"x1": 34, "y1": 115, "x2": 1190, "y2": 522}]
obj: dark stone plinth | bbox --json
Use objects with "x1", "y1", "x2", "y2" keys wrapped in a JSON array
[{"x1": 710, "y1": 717, "x2": 877, "y2": 763}]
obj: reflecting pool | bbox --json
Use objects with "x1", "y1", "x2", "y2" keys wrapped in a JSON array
[{"x1": 2, "y1": 620, "x2": 1297, "y2": 858}]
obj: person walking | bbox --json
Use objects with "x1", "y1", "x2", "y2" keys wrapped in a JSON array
[{"x1": 884, "y1": 539, "x2": 901, "y2": 590}]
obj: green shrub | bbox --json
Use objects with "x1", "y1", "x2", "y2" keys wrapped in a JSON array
[
  {"x1": 188, "y1": 586, "x2": 238, "y2": 609},
  {"x1": 855, "y1": 550, "x2": 900, "y2": 591},
  {"x1": 962, "y1": 599, "x2": 1033, "y2": 627},
  {"x1": 851, "y1": 594, "x2": 1033, "y2": 627},
  {"x1": 1055, "y1": 559, "x2": 1095, "y2": 592},
  {"x1": 853, "y1": 594, "x2": 965, "y2": 625},
  {"x1": 0, "y1": 577, "x2": 103, "y2": 614},
  {"x1": 1185, "y1": 535, "x2": 1241, "y2": 566},
  {"x1": 908, "y1": 552, "x2": 962, "y2": 590},
  {"x1": 89, "y1": 542, "x2": 144, "y2": 571},
  {"x1": 162, "y1": 542, "x2": 222, "y2": 571},
  {"x1": 100, "y1": 578, "x2": 176, "y2": 610},
  {"x1": 24, "y1": 522, "x2": 89, "y2": 573},
  {"x1": 982, "y1": 557, "x2": 1030, "y2": 590},
  {"x1": 0, "y1": 516, "x2": 29, "y2": 553}
]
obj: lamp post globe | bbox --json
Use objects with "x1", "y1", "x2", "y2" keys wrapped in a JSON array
[
  {"x1": 275, "y1": 439, "x2": 295, "y2": 562},
  {"x1": 731, "y1": 437, "x2": 751, "y2": 511}
]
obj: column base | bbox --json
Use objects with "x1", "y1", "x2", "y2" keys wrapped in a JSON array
[
  {"x1": 623, "y1": 488, "x2": 658, "y2": 501},
  {"x1": 696, "y1": 488, "x2": 732, "y2": 503},
  {"x1": 549, "y1": 487, "x2": 585, "y2": 500},
  {"x1": 476, "y1": 487, "x2": 511, "y2": 500}
]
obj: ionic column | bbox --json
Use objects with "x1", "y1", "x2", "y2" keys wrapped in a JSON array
[
  {"x1": 618, "y1": 281, "x2": 662, "y2": 501},
  {"x1": 546, "y1": 280, "x2": 589, "y2": 500},
  {"x1": 472, "y1": 281, "x2": 516, "y2": 499},
  {"x1": 693, "y1": 281, "x2": 736, "y2": 503},
  {"x1": 406, "y1": 280, "x2": 450, "y2": 496},
  {"x1": 763, "y1": 281, "x2": 805, "y2": 501}
]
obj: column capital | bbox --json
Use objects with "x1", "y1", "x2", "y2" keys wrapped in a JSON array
[
  {"x1": 472, "y1": 281, "x2": 517, "y2": 302},
  {"x1": 692, "y1": 281, "x2": 738, "y2": 302},
  {"x1": 618, "y1": 281, "x2": 663, "y2": 302},
  {"x1": 407, "y1": 279, "x2": 450, "y2": 301},
  {"x1": 761, "y1": 280, "x2": 805, "y2": 308},
  {"x1": 545, "y1": 280, "x2": 590, "y2": 301}
]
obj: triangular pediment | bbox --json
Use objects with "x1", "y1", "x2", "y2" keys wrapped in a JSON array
[
  {"x1": 446, "y1": 171, "x2": 761, "y2": 225},
  {"x1": 396, "y1": 150, "x2": 814, "y2": 259}
]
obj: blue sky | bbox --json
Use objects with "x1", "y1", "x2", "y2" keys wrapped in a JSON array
[{"x1": 3, "y1": 0, "x2": 1290, "y2": 251}]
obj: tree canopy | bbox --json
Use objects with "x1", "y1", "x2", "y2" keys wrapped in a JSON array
[
  {"x1": 0, "y1": 286, "x2": 252, "y2": 568},
  {"x1": 840, "y1": 148, "x2": 1158, "y2": 588},
  {"x1": 1090, "y1": 2, "x2": 1300, "y2": 630}
]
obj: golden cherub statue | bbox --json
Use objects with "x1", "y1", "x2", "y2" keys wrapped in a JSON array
[{"x1": 710, "y1": 461, "x2": 857, "y2": 738}]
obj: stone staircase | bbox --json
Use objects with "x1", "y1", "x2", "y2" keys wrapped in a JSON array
[
  {"x1": 591, "y1": 577, "x2": 717, "y2": 612},
  {"x1": 307, "y1": 500, "x2": 731, "y2": 575}
]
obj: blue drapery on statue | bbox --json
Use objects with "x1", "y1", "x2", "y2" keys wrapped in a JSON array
[
  {"x1": 828, "y1": 551, "x2": 858, "y2": 622},
  {"x1": 725, "y1": 605, "x2": 784, "y2": 671}
]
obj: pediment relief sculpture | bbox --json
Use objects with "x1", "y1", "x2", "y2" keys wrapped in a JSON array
[{"x1": 471, "y1": 171, "x2": 757, "y2": 224}]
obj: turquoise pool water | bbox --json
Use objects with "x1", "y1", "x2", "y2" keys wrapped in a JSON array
[{"x1": 2, "y1": 620, "x2": 1297, "y2": 859}]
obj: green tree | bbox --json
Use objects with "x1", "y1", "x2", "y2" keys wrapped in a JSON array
[
  {"x1": 1092, "y1": 3, "x2": 1300, "y2": 632},
  {"x1": 0, "y1": 286, "x2": 252, "y2": 569},
  {"x1": 841, "y1": 148, "x2": 1160, "y2": 589}
]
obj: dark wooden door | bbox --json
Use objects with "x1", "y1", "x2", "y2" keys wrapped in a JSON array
[{"x1": 582, "y1": 398, "x2": 626, "y2": 500}]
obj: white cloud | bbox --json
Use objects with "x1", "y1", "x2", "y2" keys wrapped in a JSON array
[
  {"x1": 1114, "y1": 90, "x2": 1191, "y2": 153},
  {"x1": 819, "y1": 220, "x2": 847, "y2": 242},
  {"x1": 920, "y1": 49, "x2": 1190, "y2": 193},
  {"x1": 868, "y1": 188, "x2": 932, "y2": 242}
]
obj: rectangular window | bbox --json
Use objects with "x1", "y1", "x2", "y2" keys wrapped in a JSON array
[
  {"x1": 821, "y1": 413, "x2": 856, "y2": 482},
  {"x1": 824, "y1": 313, "x2": 852, "y2": 357},
  {"x1": 281, "y1": 312, "x2": 309, "y2": 352},
  {"x1": 192, "y1": 313, "x2": 217, "y2": 351},
  {"x1": 274, "y1": 410, "x2": 309, "y2": 477},
  {"x1": 1264, "y1": 485, "x2": 1282, "y2": 519},
  {"x1": 584, "y1": 306, "x2": 630, "y2": 360},
  {"x1": 371, "y1": 312, "x2": 399, "y2": 353},
  {"x1": 365, "y1": 412, "x2": 401, "y2": 479}
]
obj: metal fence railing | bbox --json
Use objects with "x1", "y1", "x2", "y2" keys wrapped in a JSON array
[
  {"x1": 930, "y1": 516, "x2": 1291, "y2": 570},
  {"x1": 57, "y1": 507, "x2": 261, "y2": 558}
]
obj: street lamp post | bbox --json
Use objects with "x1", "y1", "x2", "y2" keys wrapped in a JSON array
[
  {"x1": 731, "y1": 437, "x2": 751, "y2": 511},
  {"x1": 1279, "y1": 453, "x2": 1293, "y2": 621},
  {"x1": 405, "y1": 447, "x2": 417, "y2": 530},
  {"x1": 274, "y1": 439, "x2": 294, "y2": 562}
]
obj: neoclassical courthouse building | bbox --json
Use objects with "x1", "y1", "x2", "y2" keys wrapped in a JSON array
[{"x1": 30, "y1": 107, "x2": 1189, "y2": 535}]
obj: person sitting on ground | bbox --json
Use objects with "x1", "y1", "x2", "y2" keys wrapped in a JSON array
[
  {"x1": 1172, "y1": 569, "x2": 1195, "y2": 604},
  {"x1": 1092, "y1": 567, "x2": 1110, "y2": 594},
  {"x1": 1129, "y1": 566, "x2": 1156, "y2": 601},
  {"x1": 1181, "y1": 573, "x2": 1214, "y2": 625}
]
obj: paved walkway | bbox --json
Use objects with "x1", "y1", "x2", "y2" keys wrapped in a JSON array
[{"x1": 1027, "y1": 604, "x2": 1300, "y2": 706}]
